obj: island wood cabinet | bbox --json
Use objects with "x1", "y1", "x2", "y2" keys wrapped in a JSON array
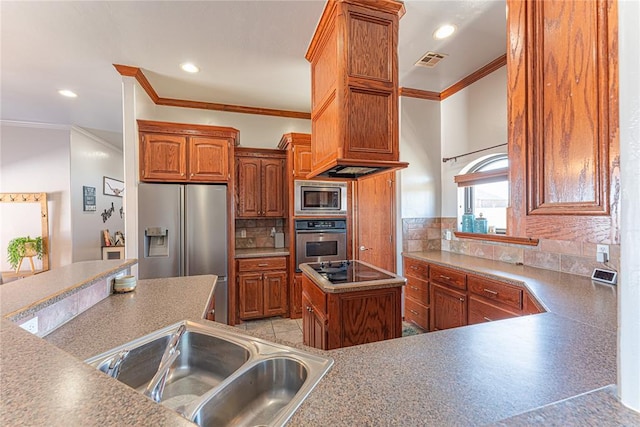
[
  {"x1": 507, "y1": 0, "x2": 619, "y2": 243},
  {"x1": 402, "y1": 256, "x2": 544, "y2": 333},
  {"x1": 235, "y1": 148, "x2": 286, "y2": 218},
  {"x1": 301, "y1": 278, "x2": 328, "y2": 349},
  {"x1": 138, "y1": 120, "x2": 238, "y2": 183},
  {"x1": 237, "y1": 257, "x2": 288, "y2": 320},
  {"x1": 302, "y1": 275, "x2": 402, "y2": 350}
]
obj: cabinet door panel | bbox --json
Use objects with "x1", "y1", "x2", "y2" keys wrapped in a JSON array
[
  {"x1": 262, "y1": 159, "x2": 285, "y2": 217},
  {"x1": 189, "y1": 137, "x2": 229, "y2": 181},
  {"x1": 238, "y1": 273, "x2": 263, "y2": 319},
  {"x1": 263, "y1": 271, "x2": 287, "y2": 317},
  {"x1": 236, "y1": 158, "x2": 261, "y2": 218},
  {"x1": 430, "y1": 283, "x2": 467, "y2": 331},
  {"x1": 293, "y1": 144, "x2": 313, "y2": 179},
  {"x1": 141, "y1": 134, "x2": 188, "y2": 181},
  {"x1": 291, "y1": 273, "x2": 303, "y2": 319},
  {"x1": 507, "y1": 0, "x2": 619, "y2": 242}
]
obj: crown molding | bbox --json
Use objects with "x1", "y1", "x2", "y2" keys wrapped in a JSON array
[
  {"x1": 399, "y1": 54, "x2": 507, "y2": 102},
  {"x1": 113, "y1": 64, "x2": 311, "y2": 120},
  {"x1": 70, "y1": 126, "x2": 123, "y2": 153},
  {"x1": 0, "y1": 120, "x2": 71, "y2": 131}
]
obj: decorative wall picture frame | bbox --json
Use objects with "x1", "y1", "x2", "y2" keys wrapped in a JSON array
[
  {"x1": 103, "y1": 177, "x2": 124, "y2": 197},
  {"x1": 83, "y1": 186, "x2": 96, "y2": 211}
]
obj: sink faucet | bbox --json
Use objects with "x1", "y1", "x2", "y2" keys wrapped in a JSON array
[
  {"x1": 143, "y1": 324, "x2": 187, "y2": 403},
  {"x1": 105, "y1": 349, "x2": 130, "y2": 378}
]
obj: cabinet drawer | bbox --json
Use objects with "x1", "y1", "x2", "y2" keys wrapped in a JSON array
[
  {"x1": 404, "y1": 297, "x2": 429, "y2": 331},
  {"x1": 302, "y1": 275, "x2": 326, "y2": 313},
  {"x1": 430, "y1": 265, "x2": 467, "y2": 291},
  {"x1": 468, "y1": 296, "x2": 519, "y2": 324},
  {"x1": 468, "y1": 275, "x2": 522, "y2": 310},
  {"x1": 237, "y1": 256, "x2": 287, "y2": 272},
  {"x1": 403, "y1": 257, "x2": 428, "y2": 280},
  {"x1": 405, "y1": 276, "x2": 429, "y2": 304}
]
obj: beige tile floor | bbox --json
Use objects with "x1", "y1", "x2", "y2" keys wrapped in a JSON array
[
  {"x1": 235, "y1": 317, "x2": 423, "y2": 346},
  {"x1": 234, "y1": 317, "x2": 304, "y2": 345}
]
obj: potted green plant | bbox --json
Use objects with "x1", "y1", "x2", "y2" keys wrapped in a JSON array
[{"x1": 7, "y1": 236, "x2": 44, "y2": 272}]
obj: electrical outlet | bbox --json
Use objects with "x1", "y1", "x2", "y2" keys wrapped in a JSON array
[
  {"x1": 240, "y1": 229, "x2": 246, "y2": 238},
  {"x1": 445, "y1": 230, "x2": 452, "y2": 241},
  {"x1": 20, "y1": 317, "x2": 38, "y2": 334},
  {"x1": 596, "y1": 244, "x2": 610, "y2": 263}
]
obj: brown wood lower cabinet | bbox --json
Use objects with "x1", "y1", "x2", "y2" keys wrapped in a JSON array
[
  {"x1": 302, "y1": 275, "x2": 402, "y2": 350},
  {"x1": 468, "y1": 296, "x2": 520, "y2": 324},
  {"x1": 430, "y1": 283, "x2": 468, "y2": 331},
  {"x1": 237, "y1": 257, "x2": 287, "y2": 320},
  {"x1": 290, "y1": 273, "x2": 303, "y2": 319}
]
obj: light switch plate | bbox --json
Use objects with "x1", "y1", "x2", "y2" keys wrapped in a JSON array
[{"x1": 592, "y1": 268, "x2": 617, "y2": 285}]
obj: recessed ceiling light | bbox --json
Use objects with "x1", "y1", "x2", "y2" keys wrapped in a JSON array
[
  {"x1": 433, "y1": 24, "x2": 456, "y2": 40},
  {"x1": 180, "y1": 62, "x2": 200, "y2": 73},
  {"x1": 58, "y1": 89, "x2": 77, "y2": 98}
]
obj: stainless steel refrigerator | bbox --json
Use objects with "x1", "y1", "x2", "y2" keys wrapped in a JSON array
[{"x1": 138, "y1": 183, "x2": 228, "y2": 324}]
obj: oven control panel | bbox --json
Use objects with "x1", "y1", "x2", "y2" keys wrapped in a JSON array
[{"x1": 295, "y1": 219, "x2": 347, "y2": 230}]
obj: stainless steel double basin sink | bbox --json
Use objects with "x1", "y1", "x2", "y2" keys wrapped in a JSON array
[{"x1": 85, "y1": 320, "x2": 333, "y2": 426}]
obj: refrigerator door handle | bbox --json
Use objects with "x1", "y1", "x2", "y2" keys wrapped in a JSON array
[{"x1": 180, "y1": 185, "x2": 186, "y2": 277}]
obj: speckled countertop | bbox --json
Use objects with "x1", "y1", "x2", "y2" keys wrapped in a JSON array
[
  {"x1": 404, "y1": 251, "x2": 617, "y2": 332},
  {"x1": 1, "y1": 252, "x2": 635, "y2": 425},
  {"x1": 1, "y1": 274, "x2": 217, "y2": 427},
  {"x1": 0, "y1": 259, "x2": 137, "y2": 320},
  {"x1": 299, "y1": 260, "x2": 406, "y2": 293},
  {"x1": 235, "y1": 247, "x2": 290, "y2": 258}
]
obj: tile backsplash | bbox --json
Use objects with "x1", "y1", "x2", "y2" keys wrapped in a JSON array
[
  {"x1": 235, "y1": 219, "x2": 285, "y2": 249},
  {"x1": 402, "y1": 217, "x2": 620, "y2": 278}
]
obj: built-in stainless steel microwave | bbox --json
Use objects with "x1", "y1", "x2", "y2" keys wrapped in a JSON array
[{"x1": 294, "y1": 180, "x2": 348, "y2": 216}]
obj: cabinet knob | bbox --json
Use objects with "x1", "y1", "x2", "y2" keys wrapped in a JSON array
[
  {"x1": 181, "y1": 173, "x2": 184, "y2": 176},
  {"x1": 459, "y1": 297, "x2": 465, "y2": 302},
  {"x1": 190, "y1": 173, "x2": 194, "y2": 177},
  {"x1": 359, "y1": 246, "x2": 370, "y2": 251}
]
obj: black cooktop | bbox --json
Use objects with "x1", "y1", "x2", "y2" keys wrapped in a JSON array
[{"x1": 308, "y1": 260, "x2": 395, "y2": 284}]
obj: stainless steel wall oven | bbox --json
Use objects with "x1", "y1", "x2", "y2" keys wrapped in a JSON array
[{"x1": 295, "y1": 219, "x2": 347, "y2": 271}]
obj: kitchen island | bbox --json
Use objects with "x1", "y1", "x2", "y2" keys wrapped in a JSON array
[
  {"x1": 300, "y1": 260, "x2": 406, "y2": 349},
  {"x1": 1, "y1": 252, "x2": 638, "y2": 426}
]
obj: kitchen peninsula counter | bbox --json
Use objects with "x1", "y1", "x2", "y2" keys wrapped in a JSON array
[{"x1": 2, "y1": 252, "x2": 636, "y2": 426}]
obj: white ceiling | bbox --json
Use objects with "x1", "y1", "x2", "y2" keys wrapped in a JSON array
[{"x1": 0, "y1": 1, "x2": 505, "y2": 148}]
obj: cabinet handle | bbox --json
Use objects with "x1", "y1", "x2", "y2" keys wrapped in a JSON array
[
  {"x1": 483, "y1": 316, "x2": 493, "y2": 322},
  {"x1": 410, "y1": 266, "x2": 418, "y2": 270},
  {"x1": 181, "y1": 173, "x2": 185, "y2": 176},
  {"x1": 258, "y1": 263, "x2": 269, "y2": 267},
  {"x1": 483, "y1": 288, "x2": 498, "y2": 295},
  {"x1": 459, "y1": 297, "x2": 465, "y2": 302},
  {"x1": 409, "y1": 309, "x2": 419, "y2": 315},
  {"x1": 439, "y1": 275, "x2": 451, "y2": 280},
  {"x1": 410, "y1": 286, "x2": 419, "y2": 290}
]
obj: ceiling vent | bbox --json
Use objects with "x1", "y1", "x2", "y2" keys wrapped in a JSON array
[{"x1": 415, "y1": 51, "x2": 448, "y2": 68}]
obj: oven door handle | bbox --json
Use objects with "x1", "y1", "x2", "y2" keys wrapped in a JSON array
[{"x1": 295, "y1": 230, "x2": 346, "y2": 234}]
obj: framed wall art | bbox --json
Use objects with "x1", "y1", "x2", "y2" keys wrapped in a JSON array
[
  {"x1": 103, "y1": 177, "x2": 124, "y2": 197},
  {"x1": 83, "y1": 186, "x2": 96, "y2": 211}
]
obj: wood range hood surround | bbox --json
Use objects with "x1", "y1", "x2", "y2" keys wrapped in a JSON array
[{"x1": 305, "y1": 0, "x2": 408, "y2": 180}]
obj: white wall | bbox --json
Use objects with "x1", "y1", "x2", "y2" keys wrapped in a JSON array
[
  {"x1": 618, "y1": 0, "x2": 640, "y2": 411},
  {"x1": 136, "y1": 97, "x2": 311, "y2": 149},
  {"x1": 440, "y1": 68, "x2": 508, "y2": 218},
  {"x1": 0, "y1": 122, "x2": 72, "y2": 270},
  {"x1": 399, "y1": 96, "x2": 442, "y2": 219},
  {"x1": 70, "y1": 127, "x2": 124, "y2": 262}
]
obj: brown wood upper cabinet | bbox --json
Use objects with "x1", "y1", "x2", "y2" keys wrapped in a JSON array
[
  {"x1": 507, "y1": 0, "x2": 619, "y2": 243},
  {"x1": 278, "y1": 133, "x2": 312, "y2": 180},
  {"x1": 138, "y1": 120, "x2": 238, "y2": 183},
  {"x1": 235, "y1": 148, "x2": 286, "y2": 218},
  {"x1": 304, "y1": 0, "x2": 407, "y2": 178}
]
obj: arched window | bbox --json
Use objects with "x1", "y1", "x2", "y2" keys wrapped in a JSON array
[{"x1": 455, "y1": 154, "x2": 508, "y2": 233}]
